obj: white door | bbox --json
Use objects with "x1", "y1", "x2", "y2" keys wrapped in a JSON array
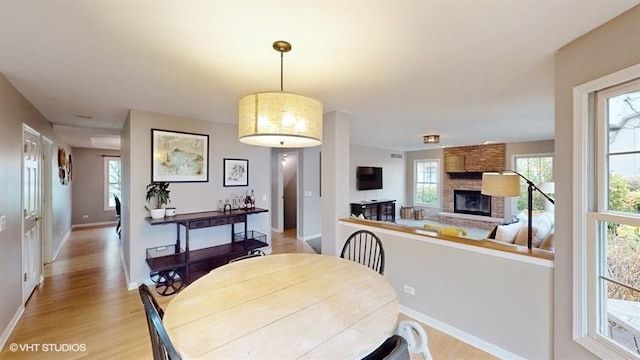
[{"x1": 23, "y1": 127, "x2": 41, "y2": 302}]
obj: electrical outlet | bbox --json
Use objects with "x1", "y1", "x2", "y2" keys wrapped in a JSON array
[
  {"x1": 403, "y1": 285, "x2": 415, "y2": 295},
  {"x1": 82, "y1": 215, "x2": 89, "y2": 219}
]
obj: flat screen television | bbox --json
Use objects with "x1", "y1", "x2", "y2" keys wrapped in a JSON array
[{"x1": 356, "y1": 166, "x2": 383, "y2": 190}]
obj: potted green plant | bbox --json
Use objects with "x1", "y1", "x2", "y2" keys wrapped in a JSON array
[{"x1": 145, "y1": 182, "x2": 170, "y2": 219}]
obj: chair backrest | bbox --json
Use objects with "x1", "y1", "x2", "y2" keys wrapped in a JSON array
[
  {"x1": 114, "y1": 195, "x2": 121, "y2": 216},
  {"x1": 340, "y1": 230, "x2": 385, "y2": 275},
  {"x1": 138, "y1": 284, "x2": 181, "y2": 360},
  {"x1": 395, "y1": 320, "x2": 433, "y2": 360},
  {"x1": 229, "y1": 249, "x2": 266, "y2": 263},
  {"x1": 362, "y1": 335, "x2": 410, "y2": 360}
]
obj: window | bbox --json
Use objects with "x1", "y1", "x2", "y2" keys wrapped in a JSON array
[
  {"x1": 574, "y1": 66, "x2": 640, "y2": 359},
  {"x1": 414, "y1": 159, "x2": 439, "y2": 206},
  {"x1": 513, "y1": 155, "x2": 554, "y2": 212},
  {"x1": 104, "y1": 157, "x2": 121, "y2": 210}
]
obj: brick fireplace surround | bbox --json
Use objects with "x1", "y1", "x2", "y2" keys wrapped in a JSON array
[{"x1": 439, "y1": 144, "x2": 507, "y2": 231}]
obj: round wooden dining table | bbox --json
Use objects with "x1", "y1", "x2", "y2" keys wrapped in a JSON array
[{"x1": 163, "y1": 253, "x2": 399, "y2": 359}]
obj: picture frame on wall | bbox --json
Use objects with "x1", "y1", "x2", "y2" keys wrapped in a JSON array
[
  {"x1": 223, "y1": 158, "x2": 249, "y2": 187},
  {"x1": 151, "y1": 129, "x2": 209, "y2": 182}
]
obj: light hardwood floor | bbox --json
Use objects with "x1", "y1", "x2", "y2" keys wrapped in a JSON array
[{"x1": 2, "y1": 226, "x2": 495, "y2": 359}]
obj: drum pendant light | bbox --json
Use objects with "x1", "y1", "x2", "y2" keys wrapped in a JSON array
[{"x1": 238, "y1": 41, "x2": 323, "y2": 147}]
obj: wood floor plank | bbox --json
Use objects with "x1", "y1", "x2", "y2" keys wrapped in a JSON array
[{"x1": 1, "y1": 226, "x2": 495, "y2": 359}]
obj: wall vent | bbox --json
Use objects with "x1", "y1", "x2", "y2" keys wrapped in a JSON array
[{"x1": 390, "y1": 153, "x2": 403, "y2": 159}]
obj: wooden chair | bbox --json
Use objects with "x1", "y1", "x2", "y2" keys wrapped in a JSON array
[
  {"x1": 340, "y1": 230, "x2": 385, "y2": 275},
  {"x1": 229, "y1": 249, "x2": 266, "y2": 263},
  {"x1": 114, "y1": 195, "x2": 121, "y2": 237},
  {"x1": 396, "y1": 320, "x2": 433, "y2": 360},
  {"x1": 363, "y1": 335, "x2": 410, "y2": 360},
  {"x1": 138, "y1": 284, "x2": 181, "y2": 360}
]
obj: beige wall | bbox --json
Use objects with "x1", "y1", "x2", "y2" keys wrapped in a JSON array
[
  {"x1": 0, "y1": 73, "x2": 72, "y2": 346},
  {"x1": 339, "y1": 220, "x2": 553, "y2": 359},
  {"x1": 71, "y1": 147, "x2": 121, "y2": 225},
  {"x1": 554, "y1": 5, "x2": 640, "y2": 359},
  {"x1": 123, "y1": 110, "x2": 272, "y2": 287}
]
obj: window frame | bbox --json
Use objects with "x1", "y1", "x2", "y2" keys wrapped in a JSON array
[
  {"x1": 104, "y1": 156, "x2": 121, "y2": 211},
  {"x1": 511, "y1": 153, "x2": 554, "y2": 214},
  {"x1": 413, "y1": 158, "x2": 440, "y2": 207},
  {"x1": 573, "y1": 63, "x2": 640, "y2": 360}
]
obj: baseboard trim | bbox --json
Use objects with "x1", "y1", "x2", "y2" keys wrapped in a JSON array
[
  {"x1": 399, "y1": 305, "x2": 525, "y2": 360},
  {"x1": 301, "y1": 233, "x2": 321, "y2": 241},
  {"x1": 118, "y1": 247, "x2": 138, "y2": 291},
  {"x1": 51, "y1": 228, "x2": 71, "y2": 262},
  {"x1": 0, "y1": 304, "x2": 25, "y2": 352},
  {"x1": 71, "y1": 221, "x2": 117, "y2": 229}
]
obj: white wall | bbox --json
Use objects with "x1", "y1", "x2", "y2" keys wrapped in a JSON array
[
  {"x1": 123, "y1": 110, "x2": 271, "y2": 287},
  {"x1": 554, "y1": 5, "x2": 640, "y2": 359},
  {"x1": 338, "y1": 220, "x2": 553, "y2": 359},
  {"x1": 300, "y1": 146, "x2": 322, "y2": 239},
  {"x1": 350, "y1": 144, "x2": 407, "y2": 213}
]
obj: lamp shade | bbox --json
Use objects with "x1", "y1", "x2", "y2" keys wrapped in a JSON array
[
  {"x1": 481, "y1": 172, "x2": 521, "y2": 197},
  {"x1": 238, "y1": 92, "x2": 323, "y2": 148},
  {"x1": 538, "y1": 182, "x2": 555, "y2": 194}
]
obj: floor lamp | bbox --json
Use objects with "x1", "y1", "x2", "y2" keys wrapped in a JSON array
[{"x1": 481, "y1": 171, "x2": 555, "y2": 249}]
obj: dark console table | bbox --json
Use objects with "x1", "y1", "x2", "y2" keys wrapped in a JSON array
[
  {"x1": 350, "y1": 200, "x2": 396, "y2": 222},
  {"x1": 145, "y1": 208, "x2": 268, "y2": 295}
]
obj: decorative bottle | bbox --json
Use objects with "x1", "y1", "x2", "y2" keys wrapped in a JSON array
[
  {"x1": 250, "y1": 189, "x2": 256, "y2": 208},
  {"x1": 243, "y1": 190, "x2": 251, "y2": 209}
]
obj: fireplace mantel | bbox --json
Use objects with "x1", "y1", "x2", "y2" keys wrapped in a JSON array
[{"x1": 438, "y1": 212, "x2": 504, "y2": 224}]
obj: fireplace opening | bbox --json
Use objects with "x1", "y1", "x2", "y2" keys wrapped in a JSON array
[{"x1": 454, "y1": 190, "x2": 491, "y2": 217}]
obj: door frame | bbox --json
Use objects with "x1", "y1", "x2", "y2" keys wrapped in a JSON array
[
  {"x1": 276, "y1": 151, "x2": 300, "y2": 237},
  {"x1": 21, "y1": 124, "x2": 43, "y2": 303},
  {"x1": 42, "y1": 136, "x2": 53, "y2": 265}
]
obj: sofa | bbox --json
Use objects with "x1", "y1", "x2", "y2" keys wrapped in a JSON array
[{"x1": 486, "y1": 211, "x2": 555, "y2": 252}]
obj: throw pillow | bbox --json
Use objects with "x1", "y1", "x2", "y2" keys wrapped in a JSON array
[
  {"x1": 440, "y1": 227, "x2": 467, "y2": 237},
  {"x1": 539, "y1": 231, "x2": 554, "y2": 251},
  {"x1": 494, "y1": 221, "x2": 521, "y2": 243},
  {"x1": 532, "y1": 212, "x2": 554, "y2": 242},
  {"x1": 514, "y1": 226, "x2": 541, "y2": 247}
]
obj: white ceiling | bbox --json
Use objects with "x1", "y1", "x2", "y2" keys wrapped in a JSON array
[{"x1": 1, "y1": 1, "x2": 638, "y2": 151}]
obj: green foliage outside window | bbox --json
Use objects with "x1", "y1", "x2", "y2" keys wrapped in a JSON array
[
  {"x1": 515, "y1": 156, "x2": 553, "y2": 211},
  {"x1": 415, "y1": 160, "x2": 438, "y2": 205},
  {"x1": 416, "y1": 184, "x2": 437, "y2": 204}
]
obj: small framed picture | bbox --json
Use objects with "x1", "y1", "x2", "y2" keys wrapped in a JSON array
[{"x1": 223, "y1": 158, "x2": 249, "y2": 187}]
